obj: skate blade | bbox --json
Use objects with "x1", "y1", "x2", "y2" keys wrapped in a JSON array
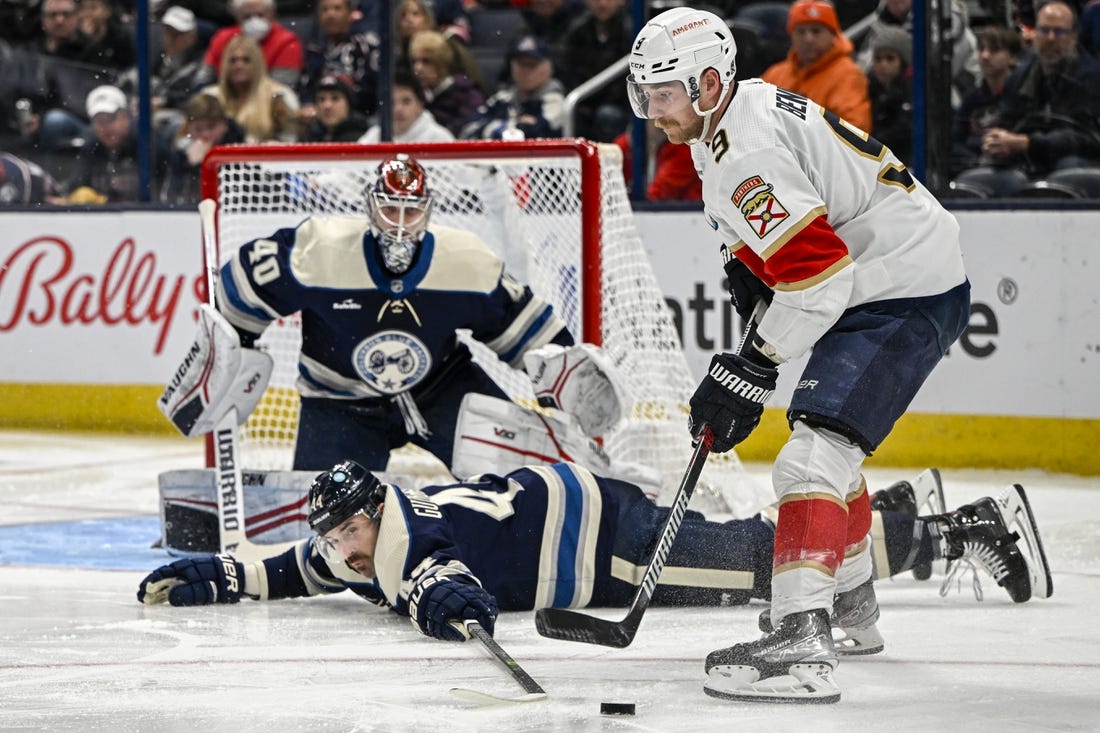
[
  {"x1": 1000, "y1": 484, "x2": 1053, "y2": 599},
  {"x1": 834, "y1": 624, "x2": 885, "y2": 656},
  {"x1": 911, "y1": 468, "x2": 946, "y2": 580},
  {"x1": 704, "y1": 663, "x2": 841, "y2": 704}
]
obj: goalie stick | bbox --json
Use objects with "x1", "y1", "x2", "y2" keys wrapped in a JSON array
[
  {"x1": 449, "y1": 621, "x2": 548, "y2": 704},
  {"x1": 533, "y1": 302, "x2": 765, "y2": 648}
]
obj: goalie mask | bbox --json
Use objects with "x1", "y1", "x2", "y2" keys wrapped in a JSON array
[
  {"x1": 368, "y1": 154, "x2": 433, "y2": 274},
  {"x1": 627, "y1": 8, "x2": 737, "y2": 135},
  {"x1": 307, "y1": 460, "x2": 387, "y2": 539}
]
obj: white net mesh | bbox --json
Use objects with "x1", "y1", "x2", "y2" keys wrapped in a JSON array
[{"x1": 204, "y1": 141, "x2": 754, "y2": 513}]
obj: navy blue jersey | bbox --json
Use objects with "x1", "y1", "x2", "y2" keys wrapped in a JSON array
[
  {"x1": 250, "y1": 462, "x2": 777, "y2": 613},
  {"x1": 216, "y1": 218, "x2": 571, "y2": 400}
]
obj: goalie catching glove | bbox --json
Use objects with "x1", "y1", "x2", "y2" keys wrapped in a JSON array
[
  {"x1": 408, "y1": 569, "x2": 499, "y2": 641},
  {"x1": 137, "y1": 554, "x2": 246, "y2": 606},
  {"x1": 690, "y1": 352, "x2": 778, "y2": 453},
  {"x1": 158, "y1": 304, "x2": 273, "y2": 437},
  {"x1": 523, "y1": 343, "x2": 628, "y2": 437}
]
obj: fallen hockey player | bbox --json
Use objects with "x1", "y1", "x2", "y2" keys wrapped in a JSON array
[{"x1": 139, "y1": 459, "x2": 1052, "y2": 651}]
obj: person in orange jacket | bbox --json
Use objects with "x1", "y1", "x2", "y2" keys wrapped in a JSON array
[{"x1": 761, "y1": 0, "x2": 872, "y2": 133}]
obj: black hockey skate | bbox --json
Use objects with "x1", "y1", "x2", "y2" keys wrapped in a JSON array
[
  {"x1": 758, "y1": 578, "x2": 884, "y2": 655},
  {"x1": 705, "y1": 609, "x2": 840, "y2": 704},
  {"x1": 871, "y1": 468, "x2": 945, "y2": 580},
  {"x1": 936, "y1": 484, "x2": 1052, "y2": 603}
]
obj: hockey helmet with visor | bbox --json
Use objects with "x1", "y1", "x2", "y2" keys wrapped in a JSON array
[
  {"x1": 369, "y1": 154, "x2": 434, "y2": 274},
  {"x1": 308, "y1": 460, "x2": 387, "y2": 562},
  {"x1": 627, "y1": 8, "x2": 737, "y2": 124}
]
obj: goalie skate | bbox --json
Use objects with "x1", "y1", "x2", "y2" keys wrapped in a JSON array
[
  {"x1": 758, "y1": 579, "x2": 884, "y2": 656},
  {"x1": 705, "y1": 609, "x2": 840, "y2": 704}
]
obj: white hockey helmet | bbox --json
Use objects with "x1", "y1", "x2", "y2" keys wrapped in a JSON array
[{"x1": 627, "y1": 7, "x2": 737, "y2": 121}]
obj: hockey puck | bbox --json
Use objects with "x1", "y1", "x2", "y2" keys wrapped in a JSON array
[{"x1": 600, "y1": 702, "x2": 636, "y2": 715}]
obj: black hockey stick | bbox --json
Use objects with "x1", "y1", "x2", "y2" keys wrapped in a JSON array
[
  {"x1": 450, "y1": 621, "x2": 547, "y2": 704},
  {"x1": 533, "y1": 301, "x2": 765, "y2": 648}
]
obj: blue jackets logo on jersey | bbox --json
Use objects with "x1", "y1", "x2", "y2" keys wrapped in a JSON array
[{"x1": 352, "y1": 331, "x2": 432, "y2": 394}]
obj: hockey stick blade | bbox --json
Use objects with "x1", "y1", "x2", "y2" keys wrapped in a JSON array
[
  {"x1": 535, "y1": 434, "x2": 711, "y2": 648},
  {"x1": 449, "y1": 688, "x2": 547, "y2": 705}
]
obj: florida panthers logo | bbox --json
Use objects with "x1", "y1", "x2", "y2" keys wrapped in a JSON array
[{"x1": 352, "y1": 331, "x2": 431, "y2": 395}]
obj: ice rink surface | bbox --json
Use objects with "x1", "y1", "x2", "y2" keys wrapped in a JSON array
[{"x1": 1, "y1": 430, "x2": 1098, "y2": 732}]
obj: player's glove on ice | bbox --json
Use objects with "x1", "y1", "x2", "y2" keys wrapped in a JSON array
[
  {"x1": 409, "y1": 574, "x2": 499, "y2": 641},
  {"x1": 689, "y1": 352, "x2": 778, "y2": 453},
  {"x1": 137, "y1": 553, "x2": 245, "y2": 606},
  {"x1": 724, "y1": 258, "x2": 773, "y2": 323}
]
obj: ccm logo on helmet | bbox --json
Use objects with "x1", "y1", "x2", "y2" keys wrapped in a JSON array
[{"x1": 672, "y1": 18, "x2": 709, "y2": 35}]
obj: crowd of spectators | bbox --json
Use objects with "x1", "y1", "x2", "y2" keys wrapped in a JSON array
[{"x1": 2, "y1": 0, "x2": 1099, "y2": 205}]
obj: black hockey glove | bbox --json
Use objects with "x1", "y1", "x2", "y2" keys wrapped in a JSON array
[
  {"x1": 689, "y1": 352, "x2": 778, "y2": 453},
  {"x1": 137, "y1": 554, "x2": 245, "y2": 606},
  {"x1": 409, "y1": 574, "x2": 499, "y2": 642},
  {"x1": 725, "y1": 257, "x2": 773, "y2": 324}
]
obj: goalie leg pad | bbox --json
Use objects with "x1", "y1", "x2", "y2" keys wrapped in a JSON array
[{"x1": 158, "y1": 304, "x2": 273, "y2": 437}]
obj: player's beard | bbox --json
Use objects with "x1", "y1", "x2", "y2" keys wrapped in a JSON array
[{"x1": 656, "y1": 114, "x2": 704, "y2": 145}]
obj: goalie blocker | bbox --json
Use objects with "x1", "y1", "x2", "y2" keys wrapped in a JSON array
[{"x1": 158, "y1": 304, "x2": 273, "y2": 438}]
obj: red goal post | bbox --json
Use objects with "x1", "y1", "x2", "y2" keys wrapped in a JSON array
[{"x1": 198, "y1": 139, "x2": 753, "y2": 513}]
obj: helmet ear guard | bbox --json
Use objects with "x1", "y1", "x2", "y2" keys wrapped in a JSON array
[{"x1": 307, "y1": 460, "x2": 387, "y2": 536}]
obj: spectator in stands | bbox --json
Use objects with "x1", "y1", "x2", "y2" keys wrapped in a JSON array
[
  {"x1": 977, "y1": 0, "x2": 1100, "y2": 177},
  {"x1": 461, "y1": 34, "x2": 565, "y2": 140},
  {"x1": 161, "y1": 93, "x2": 245, "y2": 203},
  {"x1": 201, "y1": 34, "x2": 301, "y2": 142},
  {"x1": 297, "y1": 0, "x2": 380, "y2": 128},
  {"x1": 198, "y1": 0, "x2": 304, "y2": 90},
  {"x1": 300, "y1": 73, "x2": 369, "y2": 142},
  {"x1": 761, "y1": 0, "x2": 872, "y2": 133},
  {"x1": 127, "y1": 6, "x2": 207, "y2": 143},
  {"x1": 1082, "y1": 0, "x2": 1100, "y2": 57},
  {"x1": 409, "y1": 29, "x2": 485, "y2": 137},
  {"x1": 359, "y1": 70, "x2": 455, "y2": 143},
  {"x1": 855, "y1": 0, "x2": 980, "y2": 107},
  {"x1": 35, "y1": 0, "x2": 89, "y2": 60},
  {"x1": 0, "y1": 150, "x2": 64, "y2": 205},
  {"x1": 78, "y1": 0, "x2": 134, "y2": 69},
  {"x1": 518, "y1": 0, "x2": 581, "y2": 49},
  {"x1": 951, "y1": 25, "x2": 1023, "y2": 176},
  {"x1": 555, "y1": 0, "x2": 632, "y2": 142},
  {"x1": 398, "y1": 0, "x2": 486, "y2": 94},
  {"x1": 67, "y1": 85, "x2": 160, "y2": 202},
  {"x1": 867, "y1": 25, "x2": 913, "y2": 165},
  {"x1": 0, "y1": 0, "x2": 44, "y2": 46},
  {"x1": 613, "y1": 120, "x2": 702, "y2": 201}
]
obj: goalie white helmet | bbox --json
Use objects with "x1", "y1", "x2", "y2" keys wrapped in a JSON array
[{"x1": 627, "y1": 7, "x2": 737, "y2": 125}]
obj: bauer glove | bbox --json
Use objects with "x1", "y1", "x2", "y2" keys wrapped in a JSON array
[
  {"x1": 408, "y1": 573, "x2": 499, "y2": 642},
  {"x1": 137, "y1": 554, "x2": 245, "y2": 606},
  {"x1": 689, "y1": 352, "x2": 777, "y2": 453}
]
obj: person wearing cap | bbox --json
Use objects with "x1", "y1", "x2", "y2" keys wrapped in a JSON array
[
  {"x1": 146, "y1": 6, "x2": 206, "y2": 131},
  {"x1": 407, "y1": 28, "x2": 485, "y2": 137},
  {"x1": 761, "y1": 0, "x2": 872, "y2": 133},
  {"x1": 459, "y1": 34, "x2": 566, "y2": 140},
  {"x1": 300, "y1": 73, "x2": 370, "y2": 142},
  {"x1": 67, "y1": 85, "x2": 164, "y2": 202},
  {"x1": 359, "y1": 70, "x2": 455, "y2": 144},
  {"x1": 866, "y1": 25, "x2": 913, "y2": 165}
]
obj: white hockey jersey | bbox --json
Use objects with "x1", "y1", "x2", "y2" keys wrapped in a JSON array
[{"x1": 691, "y1": 80, "x2": 967, "y2": 362}]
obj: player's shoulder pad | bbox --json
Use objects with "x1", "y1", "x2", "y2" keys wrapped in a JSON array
[
  {"x1": 419, "y1": 225, "x2": 504, "y2": 293},
  {"x1": 290, "y1": 216, "x2": 375, "y2": 289}
]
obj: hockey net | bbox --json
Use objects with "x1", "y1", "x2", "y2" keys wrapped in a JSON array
[{"x1": 200, "y1": 140, "x2": 753, "y2": 513}]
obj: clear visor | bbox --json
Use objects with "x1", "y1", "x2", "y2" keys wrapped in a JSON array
[
  {"x1": 626, "y1": 77, "x2": 694, "y2": 119},
  {"x1": 314, "y1": 510, "x2": 371, "y2": 563}
]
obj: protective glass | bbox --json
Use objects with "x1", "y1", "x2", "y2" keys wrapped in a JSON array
[
  {"x1": 626, "y1": 78, "x2": 693, "y2": 119},
  {"x1": 370, "y1": 191, "x2": 432, "y2": 273}
]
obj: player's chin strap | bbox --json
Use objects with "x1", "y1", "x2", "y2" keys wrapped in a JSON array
[{"x1": 394, "y1": 391, "x2": 432, "y2": 439}]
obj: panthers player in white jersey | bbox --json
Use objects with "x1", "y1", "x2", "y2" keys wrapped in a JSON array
[
  {"x1": 212, "y1": 154, "x2": 574, "y2": 473},
  {"x1": 626, "y1": 7, "x2": 970, "y2": 703}
]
